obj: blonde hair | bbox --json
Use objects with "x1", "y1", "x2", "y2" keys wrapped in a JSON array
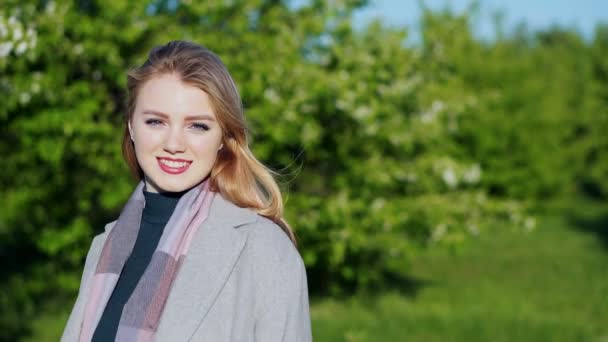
[{"x1": 122, "y1": 40, "x2": 296, "y2": 245}]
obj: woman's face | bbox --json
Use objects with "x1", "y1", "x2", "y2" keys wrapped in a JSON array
[{"x1": 128, "y1": 73, "x2": 223, "y2": 193}]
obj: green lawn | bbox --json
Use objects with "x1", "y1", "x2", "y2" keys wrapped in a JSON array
[
  {"x1": 24, "y1": 205, "x2": 608, "y2": 341},
  {"x1": 311, "y1": 209, "x2": 608, "y2": 341}
]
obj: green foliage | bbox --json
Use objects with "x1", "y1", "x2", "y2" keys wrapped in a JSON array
[{"x1": 0, "y1": 1, "x2": 606, "y2": 339}]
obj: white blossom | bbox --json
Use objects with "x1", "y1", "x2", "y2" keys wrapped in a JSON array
[
  {"x1": 263, "y1": 88, "x2": 280, "y2": 104},
  {"x1": 420, "y1": 100, "x2": 445, "y2": 123},
  {"x1": 8, "y1": 16, "x2": 18, "y2": 28},
  {"x1": 371, "y1": 198, "x2": 385, "y2": 211},
  {"x1": 13, "y1": 26, "x2": 23, "y2": 41},
  {"x1": 0, "y1": 41, "x2": 13, "y2": 58},
  {"x1": 0, "y1": 21, "x2": 7, "y2": 38},
  {"x1": 432, "y1": 223, "x2": 447, "y2": 241},
  {"x1": 73, "y1": 44, "x2": 84, "y2": 55},
  {"x1": 14, "y1": 41, "x2": 27, "y2": 55},
  {"x1": 463, "y1": 164, "x2": 482, "y2": 184},
  {"x1": 46, "y1": 1, "x2": 56, "y2": 14},
  {"x1": 467, "y1": 223, "x2": 480, "y2": 236},
  {"x1": 431, "y1": 100, "x2": 445, "y2": 113},
  {"x1": 524, "y1": 217, "x2": 536, "y2": 232},
  {"x1": 335, "y1": 98, "x2": 349, "y2": 111},
  {"x1": 420, "y1": 110, "x2": 436, "y2": 123},
  {"x1": 29, "y1": 35, "x2": 37, "y2": 49},
  {"x1": 353, "y1": 106, "x2": 371, "y2": 120},
  {"x1": 405, "y1": 172, "x2": 418, "y2": 183},
  {"x1": 19, "y1": 92, "x2": 31, "y2": 104},
  {"x1": 442, "y1": 168, "x2": 458, "y2": 189}
]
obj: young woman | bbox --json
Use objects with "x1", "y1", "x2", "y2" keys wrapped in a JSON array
[{"x1": 62, "y1": 40, "x2": 311, "y2": 342}]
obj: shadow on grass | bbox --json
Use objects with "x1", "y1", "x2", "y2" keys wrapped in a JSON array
[
  {"x1": 308, "y1": 270, "x2": 432, "y2": 302},
  {"x1": 377, "y1": 272, "x2": 431, "y2": 297},
  {"x1": 567, "y1": 201, "x2": 608, "y2": 250}
]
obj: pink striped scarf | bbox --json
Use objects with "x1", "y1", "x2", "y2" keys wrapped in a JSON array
[{"x1": 79, "y1": 180, "x2": 215, "y2": 342}]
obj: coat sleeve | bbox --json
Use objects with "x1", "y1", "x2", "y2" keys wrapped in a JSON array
[{"x1": 250, "y1": 219, "x2": 313, "y2": 342}]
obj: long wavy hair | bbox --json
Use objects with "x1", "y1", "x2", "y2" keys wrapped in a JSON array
[{"x1": 122, "y1": 40, "x2": 296, "y2": 245}]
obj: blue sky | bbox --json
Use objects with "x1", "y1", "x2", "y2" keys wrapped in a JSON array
[
  {"x1": 354, "y1": 0, "x2": 607, "y2": 41},
  {"x1": 294, "y1": 1, "x2": 608, "y2": 41}
]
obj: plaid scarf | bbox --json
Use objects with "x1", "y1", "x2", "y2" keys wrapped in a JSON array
[{"x1": 79, "y1": 180, "x2": 215, "y2": 342}]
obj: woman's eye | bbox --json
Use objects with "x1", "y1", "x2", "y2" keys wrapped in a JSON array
[
  {"x1": 145, "y1": 119, "x2": 163, "y2": 126},
  {"x1": 191, "y1": 123, "x2": 210, "y2": 131}
]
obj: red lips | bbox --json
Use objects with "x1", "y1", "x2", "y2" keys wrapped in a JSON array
[{"x1": 157, "y1": 157, "x2": 192, "y2": 175}]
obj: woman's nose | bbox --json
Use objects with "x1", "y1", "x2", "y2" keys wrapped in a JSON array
[{"x1": 164, "y1": 127, "x2": 186, "y2": 153}]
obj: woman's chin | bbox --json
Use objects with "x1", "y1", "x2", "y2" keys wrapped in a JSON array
[
  {"x1": 152, "y1": 178, "x2": 206, "y2": 193},
  {"x1": 157, "y1": 183, "x2": 190, "y2": 193}
]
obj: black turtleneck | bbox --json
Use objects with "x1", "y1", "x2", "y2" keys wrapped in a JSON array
[{"x1": 92, "y1": 189, "x2": 183, "y2": 342}]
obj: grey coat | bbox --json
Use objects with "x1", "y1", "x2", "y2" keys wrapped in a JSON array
[{"x1": 62, "y1": 194, "x2": 312, "y2": 342}]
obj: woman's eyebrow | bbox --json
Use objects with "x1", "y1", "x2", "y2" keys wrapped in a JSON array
[{"x1": 142, "y1": 110, "x2": 216, "y2": 121}]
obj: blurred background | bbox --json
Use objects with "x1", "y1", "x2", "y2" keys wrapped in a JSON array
[{"x1": 1, "y1": 0, "x2": 607, "y2": 341}]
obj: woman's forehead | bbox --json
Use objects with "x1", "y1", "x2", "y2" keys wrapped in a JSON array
[{"x1": 136, "y1": 74, "x2": 216, "y2": 119}]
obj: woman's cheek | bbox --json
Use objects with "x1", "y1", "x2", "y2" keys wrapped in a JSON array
[{"x1": 191, "y1": 133, "x2": 221, "y2": 153}]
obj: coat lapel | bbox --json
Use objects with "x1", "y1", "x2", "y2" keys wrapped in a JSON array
[{"x1": 154, "y1": 193, "x2": 257, "y2": 341}]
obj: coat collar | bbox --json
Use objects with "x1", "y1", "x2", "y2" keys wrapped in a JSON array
[
  {"x1": 153, "y1": 193, "x2": 256, "y2": 341},
  {"x1": 201, "y1": 192, "x2": 259, "y2": 229}
]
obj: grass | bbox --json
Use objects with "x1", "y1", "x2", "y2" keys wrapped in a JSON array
[
  {"x1": 24, "y1": 203, "x2": 608, "y2": 341},
  {"x1": 311, "y1": 208, "x2": 608, "y2": 341}
]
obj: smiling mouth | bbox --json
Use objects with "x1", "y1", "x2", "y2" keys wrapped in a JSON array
[{"x1": 157, "y1": 157, "x2": 192, "y2": 174}]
